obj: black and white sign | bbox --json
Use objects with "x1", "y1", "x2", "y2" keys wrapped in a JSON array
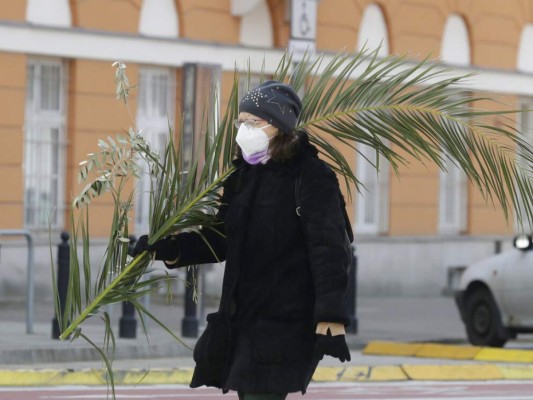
[{"x1": 291, "y1": 0, "x2": 318, "y2": 40}]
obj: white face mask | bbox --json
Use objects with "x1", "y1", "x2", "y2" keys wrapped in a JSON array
[{"x1": 236, "y1": 124, "x2": 272, "y2": 165}]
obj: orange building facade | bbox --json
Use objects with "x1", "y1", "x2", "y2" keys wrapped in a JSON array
[{"x1": 1, "y1": 0, "x2": 533, "y2": 297}]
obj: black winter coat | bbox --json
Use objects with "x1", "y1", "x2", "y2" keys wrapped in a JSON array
[{"x1": 165, "y1": 134, "x2": 351, "y2": 394}]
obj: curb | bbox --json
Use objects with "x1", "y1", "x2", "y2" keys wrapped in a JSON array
[
  {"x1": 0, "y1": 338, "x2": 197, "y2": 366},
  {"x1": 3, "y1": 364, "x2": 533, "y2": 386},
  {"x1": 363, "y1": 341, "x2": 533, "y2": 363}
]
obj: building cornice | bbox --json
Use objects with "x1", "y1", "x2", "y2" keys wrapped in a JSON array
[{"x1": 2, "y1": 20, "x2": 533, "y2": 96}]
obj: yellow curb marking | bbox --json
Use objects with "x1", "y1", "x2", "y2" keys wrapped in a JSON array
[
  {"x1": 0, "y1": 371, "x2": 58, "y2": 386},
  {"x1": 365, "y1": 341, "x2": 533, "y2": 364},
  {"x1": 403, "y1": 364, "x2": 504, "y2": 381},
  {"x1": 0, "y1": 369, "x2": 105, "y2": 386},
  {"x1": 475, "y1": 348, "x2": 533, "y2": 363},
  {"x1": 52, "y1": 369, "x2": 105, "y2": 385},
  {"x1": 120, "y1": 369, "x2": 193, "y2": 385},
  {"x1": 499, "y1": 365, "x2": 533, "y2": 380},
  {"x1": 416, "y1": 344, "x2": 481, "y2": 360},
  {"x1": 4, "y1": 363, "x2": 533, "y2": 386},
  {"x1": 363, "y1": 341, "x2": 423, "y2": 356},
  {"x1": 341, "y1": 366, "x2": 408, "y2": 382},
  {"x1": 0, "y1": 369, "x2": 192, "y2": 387},
  {"x1": 312, "y1": 367, "x2": 344, "y2": 382},
  {"x1": 368, "y1": 366, "x2": 409, "y2": 381}
]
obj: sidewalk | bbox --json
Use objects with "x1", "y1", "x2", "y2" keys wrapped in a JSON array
[
  {"x1": 0, "y1": 295, "x2": 468, "y2": 365},
  {"x1": 1, "y1": 295, "x2": 533, "y2": 385}
]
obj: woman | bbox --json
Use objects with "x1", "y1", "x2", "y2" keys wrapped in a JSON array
[{"x1": 134, "y1": 80, "x2": 352, "y2": 399}]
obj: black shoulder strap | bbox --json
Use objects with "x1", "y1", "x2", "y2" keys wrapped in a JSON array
[{"x1": 295, "y1": 164, "x2": 354, "y2": 243}]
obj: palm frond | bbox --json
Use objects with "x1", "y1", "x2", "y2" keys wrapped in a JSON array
[{"x1": 281, "y1": 49, "x2": 533, "y2": 226}]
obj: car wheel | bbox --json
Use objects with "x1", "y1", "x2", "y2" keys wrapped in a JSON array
[{"x1": 465, "y1": 288, "x2": 507, "y2": 347}]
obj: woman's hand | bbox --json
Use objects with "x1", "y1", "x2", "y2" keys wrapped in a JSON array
[
  {"x1": 315, "y1": 321, "x2": 350, "y2": 362},
  {"x1": 316, "y1": 322, "x2": 345, "y2": 336},
  {"x1": 132, "y1": 235, "x2": 179, "y2": 263}
]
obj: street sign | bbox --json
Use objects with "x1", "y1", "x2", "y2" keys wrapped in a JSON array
[{"x1": 291, "y1": 0, "x2": 318, "y2": 41}]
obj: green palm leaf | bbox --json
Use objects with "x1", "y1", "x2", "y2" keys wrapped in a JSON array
[{"x1": 281, "y1": 50, "x2": 533, "y2": 225}]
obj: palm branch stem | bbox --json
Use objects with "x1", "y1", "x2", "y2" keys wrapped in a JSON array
[
  {"x1": 149, "y1": 167, "x2": 235, "y2": 243},
  {"x1": 59, "y1": 167, "x2": 234, "y2": 340},
  {"x1": 59, "y1": 252, "x2": 149, "y2": 340}
]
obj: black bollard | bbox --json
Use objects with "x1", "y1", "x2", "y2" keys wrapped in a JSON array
[
  {"x1": 52, "y1": 232, "x2": 70, "y2": 339},
  {"x1": 181, "y1": 266, "x2": 199, "y2": 337},
  {"x1": 119, "y1": 235, "x2": 138, "y2": 338},
  {"x1": 346, "y1": 244, "x2": 358, "y2": 334}
]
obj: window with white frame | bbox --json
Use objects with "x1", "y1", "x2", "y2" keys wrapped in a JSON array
[
  {"x1": 439, "y1": 157, "x2": 468, "y2": 234},
  {"x1": 135, "y1": 67, "x2": 175, "y2": 234},
  {"x1": 24, "y1": 59, "x2": 67, "y2": 229},
  {"x1": 515, "y1": 98, "x2": 533, "y2": 230},
  {"x1": 355, "y1": 143, "x2": 389, "y2": 234}
]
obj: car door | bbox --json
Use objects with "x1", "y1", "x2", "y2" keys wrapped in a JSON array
[{"x1": 499, "y1": 249, "x2": 533, "y2": 327}]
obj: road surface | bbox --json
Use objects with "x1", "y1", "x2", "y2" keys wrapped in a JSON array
[{"x1": 1, "y1": 382, "x2": 533, "y2": 400}]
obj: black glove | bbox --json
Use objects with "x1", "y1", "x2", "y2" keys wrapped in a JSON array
[
  {"x1": 315, "y1": 332, "x2": 351, "y2": 362},
  {"x1": 132, "y1": 235, "x2": 179, "y2": 261}
]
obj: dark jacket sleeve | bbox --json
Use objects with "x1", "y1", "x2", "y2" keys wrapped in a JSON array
[
  {"x1": 299, "y1": 159, "x2": 350, "y2": 325},
  {"x1": 163, "y1": 171, "x2": 238, "y2": 269}
]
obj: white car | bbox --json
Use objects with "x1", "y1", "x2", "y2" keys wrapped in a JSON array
[{"x1": 454, "y1": 235, "x2": 533, "y2": 347}]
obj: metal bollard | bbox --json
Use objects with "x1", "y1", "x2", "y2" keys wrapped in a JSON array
[
  {"x1": 346, "y1": 244, "x2": 358, "y2": 334},
  {"x1": 182, "y1": 266, "x2": 199, "y2": 337},
  {"x1": 119, "y1": 235, "x2": 138, "y2": 338},
  {"x1": 52, "y1": 232, "x2": 70, "y2": 339}
]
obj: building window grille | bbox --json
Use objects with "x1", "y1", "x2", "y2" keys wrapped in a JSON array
[{"x1": 24, "y1": 59, "x2": 67, "y2": 229}]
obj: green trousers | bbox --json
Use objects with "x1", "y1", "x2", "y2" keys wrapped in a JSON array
[{"x1": 237, "y1": 392, "x2": 288, "y2": 400}]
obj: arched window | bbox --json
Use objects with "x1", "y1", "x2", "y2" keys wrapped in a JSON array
[
  {"x1": 355, "y1": 5, "x2": 390, "y2": 235},
  {"x1": 237, "y1": 0, "x2": 273, "y2": 47},
  {"x1": 441, "y1": 14, "x2": 471, "y2": 66},
  {"x1": 26, "y1": 0, "x2": 71, "y2": 27},
  {"x1": 357, "y1": 3, "x2": 389, "y2": 56},
  {"x1": 439, "y1": 14, "x2": 470, "y2": 234},
  {"x1": 139, "y1": 0, "x2": 179, "y2": 37},
  {"x1": 518, "y1": 25, "x2": 533, "y2": 73}
]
